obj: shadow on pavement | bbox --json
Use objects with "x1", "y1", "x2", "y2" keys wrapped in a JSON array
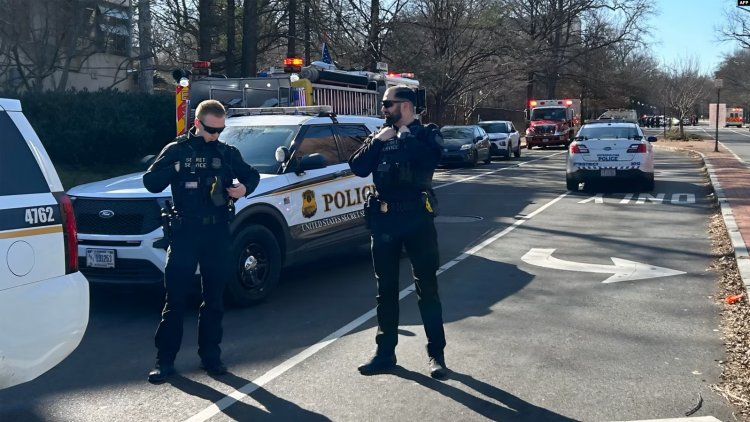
[
  {"x1": 390, "y1": 366, "x2": 578, "y2": 421},
  {"x1": 168, "y1": 371, "x2": 329, "y2": 421}
]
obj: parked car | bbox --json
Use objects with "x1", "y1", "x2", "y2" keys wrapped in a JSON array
[
  {"x1": 478, "y1": 120, "x2": 521, "y2": 159},
  {"x1": 68, "y1": 108, "x2": 383, "y2": 306},
  {"x1": 0, "y1": 98, "x2": 89, "y2": 389},
  {"x1": 566, "y1": 121, "x2": 657, "y2": 192},
  {"x1": 439, "y1": 125, "x2": 492, "y2": 166}
]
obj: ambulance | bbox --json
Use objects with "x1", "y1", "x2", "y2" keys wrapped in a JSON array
[{"x1": 525, "y1": 98, "x2": 581, "y2": 149}]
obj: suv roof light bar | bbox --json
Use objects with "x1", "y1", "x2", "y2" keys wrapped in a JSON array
[{"x1": 227, "y1": 105, "x2": 334, "y2": 117}]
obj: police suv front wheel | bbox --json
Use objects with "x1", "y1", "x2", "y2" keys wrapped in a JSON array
[{"x1": 228, "y1": 225, "x2": 282, "y2": 306}]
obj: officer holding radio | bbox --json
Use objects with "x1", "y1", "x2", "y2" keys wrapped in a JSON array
[
  {"x1": 348, "y1": 86, "x2": 448, "y2": 379},
  {"x1": 143, "y1": 100, "x2": 260, "y2": 384}
]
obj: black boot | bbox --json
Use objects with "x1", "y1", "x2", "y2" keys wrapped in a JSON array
[
  {"x1": 147, "y1": 363, "x2": 175, "y2": 384},
  {"x1": 357, "y1": 354, "x2": 397, "y2": 375},
  {"x1": 200, "y1": 360, "x2": 228, "y2": 376},
  {"x1": 428, "y1": 356, "x2": 448, "y2": 379}
]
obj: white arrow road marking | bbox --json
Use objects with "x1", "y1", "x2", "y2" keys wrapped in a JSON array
[{"x1": 521, "y1": 248, "x2": 685, "y2": 283}]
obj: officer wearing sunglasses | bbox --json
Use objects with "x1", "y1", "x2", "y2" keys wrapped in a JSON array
[
  {"x1": 143, "y1": 99, "x2": 260, "y2": 384},
  {"x1": 349, "y1": 86, "x2": 448, "y2": 379}
]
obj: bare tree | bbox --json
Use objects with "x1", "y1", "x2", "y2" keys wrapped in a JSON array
[
  {"x1": 387, "y1": 0, "x2": 509, "y2": 125},
  {"x1": 0, "y1": 0, "x2": 118, "y2": 92},
  {"x1": 663, "y1": 57, "x2": 708, "y2": 139},
  {"x1": 719, "y1": 5, "x2": 750, "y2": 49},
  {"x1": 505, "y1": 0, "x2": 653, "y2": 99}
]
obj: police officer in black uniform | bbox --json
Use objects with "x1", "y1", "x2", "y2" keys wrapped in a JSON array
[
  {"x1": 348, "y1": 86, "x2": 448, "y2": 379},
  {"x1": 143, "y1": 100, "x2": 260, "y2": 384}
]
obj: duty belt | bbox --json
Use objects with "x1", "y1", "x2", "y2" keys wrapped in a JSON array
[
  {"x1": 378, "y1": 200, "x2": 423, "y2": 213},
  {"x1": 178, "y1": 214, "x2": 226, "y2": 225}
]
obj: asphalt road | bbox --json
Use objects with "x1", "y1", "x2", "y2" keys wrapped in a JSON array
[{"x1": 0, "y1": 145, "x2": 737, "y2": 421}]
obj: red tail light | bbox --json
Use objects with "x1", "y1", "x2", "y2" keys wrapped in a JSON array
[
  {"x1": 570, "y1": 143, "x2": 589, "y2": 154},
  {"x1": 627, "y1": 144, "x2": 647, "y2": 153},
  {"x1": 53, "y1": 192, "x2": 78, "y2": 274}
]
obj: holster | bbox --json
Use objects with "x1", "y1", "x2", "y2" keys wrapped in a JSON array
[
  {"x1": 363, "y1": 193, "x2": 379, "y2": 230},
  {"x1": 422, "y1": 189, "x2": 439, "y2": 217}
]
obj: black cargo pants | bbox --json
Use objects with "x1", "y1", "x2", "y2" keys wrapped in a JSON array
[
  {"x1": 370, "y1": 209, "x2": 446, "y2": 359},
  {"x1": 155, "y1": 218, "x2": 230, "y2": 366}
]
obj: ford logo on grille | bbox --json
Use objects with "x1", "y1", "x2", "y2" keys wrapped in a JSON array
[{"x1": 99, "y1": 210, "x2": 115, "y2": 219}]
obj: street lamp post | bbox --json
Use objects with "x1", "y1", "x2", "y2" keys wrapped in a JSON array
[{"x1": 715, "y1": 78, "x2": 723, "y2": 152}]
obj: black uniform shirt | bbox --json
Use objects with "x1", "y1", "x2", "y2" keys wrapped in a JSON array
[
  {"x1": 143, "y1": 129, "x2": 260, "y2": 218},
  {"x1": 349, "y1": 120, "x2": 442, "y2": 202}
]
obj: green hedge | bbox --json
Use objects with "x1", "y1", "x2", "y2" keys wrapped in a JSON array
[{"x1": 13, "y1": 90, "x2": 176, "y2": 166}]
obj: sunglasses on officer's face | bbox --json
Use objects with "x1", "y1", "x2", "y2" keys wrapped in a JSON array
[
  {"x1": 382, "y1": 100, "x2": 408, "y2": 109},
  {"x1": 200, "y1": 120, "x2": 225, "y2": 134}
]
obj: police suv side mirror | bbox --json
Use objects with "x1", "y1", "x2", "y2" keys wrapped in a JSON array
[
  {"x1": 647, "y1": 136, "x2": 657, "y2": 143},
  {"x1": 275, "y1": 146, "x2": 290, "y2": 163},
  {"x1": 295, "y1": 153, "x2": 327, "y2": 175}
]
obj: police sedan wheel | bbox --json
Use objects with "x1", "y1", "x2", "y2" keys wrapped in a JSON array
[{"x1": 228, "y1": 225, "x2": 282, "y2": 306}]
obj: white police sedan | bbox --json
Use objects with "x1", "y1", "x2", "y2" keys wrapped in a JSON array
[{"x1": 566, "y1": 121, "x2": 656, "y2": 192}]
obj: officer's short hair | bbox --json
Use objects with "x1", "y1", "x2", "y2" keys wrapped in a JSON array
[
  {"x1": 389, "y1": 86, "x2": 416, "y2": 113},
  {"x1": 196, "y1": 100, "x2": 226, "y2": 120}
]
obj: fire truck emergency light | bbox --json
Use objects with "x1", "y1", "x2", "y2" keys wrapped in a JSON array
[
  {"x1": 284, "y1": 57, "x2": 304, "y2": 73},
  {"x1": 529, "y1": 100, "x2": 538, "y2": 107}
]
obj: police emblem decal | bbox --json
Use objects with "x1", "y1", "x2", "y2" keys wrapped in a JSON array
[{"x1": 301, "y1": 189, "x2": 317, "y2": 218}]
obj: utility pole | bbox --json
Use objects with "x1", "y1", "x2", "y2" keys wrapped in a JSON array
[{"x1": 715, "y1": 79, "x2": 723, "y2": 152}]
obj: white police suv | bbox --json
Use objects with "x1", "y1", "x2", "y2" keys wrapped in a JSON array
[
  {"x1": 0, "y1": 99, "x2": 89, "y2": 389},
  {"x1": 566, "y1": 120, "x2": 656, "y2": 192},
  {"x1": 67, "y1": 107, "x2": 382, "y2": 306}
]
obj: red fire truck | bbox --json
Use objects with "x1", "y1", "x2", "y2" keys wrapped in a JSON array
[
  {"x1": 525, "y1": 99, "x2": 581, "y2": 149},
  {"x1": 173, "y1": 60, "x2": 425, "y2": 134}
]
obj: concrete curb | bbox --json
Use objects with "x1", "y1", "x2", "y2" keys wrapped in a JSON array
[{"x1": 654, "y1": 145, "x2": 750, "y2": 295}]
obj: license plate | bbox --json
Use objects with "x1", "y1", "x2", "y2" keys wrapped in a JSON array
[
  {"x1": 86, "y1": 249, "x2": 115, "y2": 269},
  {"x1": 600, "y1": 169, "x2": 616, "y2": 177},
  {"x1": 542, "y1": 138, "x2": 549, "y2": 142}
]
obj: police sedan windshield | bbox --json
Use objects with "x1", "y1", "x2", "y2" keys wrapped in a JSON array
[{"x1": 220, "y1": 125, "x2": 299, "y2": 174}]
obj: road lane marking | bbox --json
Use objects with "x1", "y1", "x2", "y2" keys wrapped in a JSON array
[
  {"x1": 521, "y1": 248, "x2": 685, "y2": 283},
  {"x1": 185, "y1": 187, "x2": 570, "y2": 422},
  {"x1": 433, "y1": 152, "x2": 566, "y2": 190}
]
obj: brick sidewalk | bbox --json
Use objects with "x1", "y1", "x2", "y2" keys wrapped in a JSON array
[{"x1": 655, "y1": 140, "x2": 750, "y2": 290}]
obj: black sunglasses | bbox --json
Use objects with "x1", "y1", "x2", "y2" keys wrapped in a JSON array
[
  {"x1": 200, "y1": 120, "x2": 225, "y2": 134},
  {"x1": 382, "y1": 100, "x2": 408, "y2": 109}
]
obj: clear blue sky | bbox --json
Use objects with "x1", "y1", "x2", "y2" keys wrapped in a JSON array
[{"x1": 647, "y1": 0, "x2": 742, "y2": 74}]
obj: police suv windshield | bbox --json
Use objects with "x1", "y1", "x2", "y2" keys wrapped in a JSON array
[
  {"x1": 221, "y1": 125, "x2": 298, "y2": 174},
  {"x1": 479, "y1": 123, "x2": 509, "y2": 133},
  {"x1": 576, "y1": 126, "x2": 642, "y2": 140}
]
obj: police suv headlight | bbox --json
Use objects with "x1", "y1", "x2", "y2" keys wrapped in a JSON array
[
  {"x1": 497, "y1": 140, "x2": 506, "y2": 146},
  {"x1": 460, "y1": 144, "x2": 472, "y2": 150}
]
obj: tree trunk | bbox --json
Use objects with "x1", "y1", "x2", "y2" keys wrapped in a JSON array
[
  {"x1": 303, "y1": 0, "x2": 310, "y2": 64},
  {"x1": 287, "y1": 0, "x2": 297, "y2": 58},
  {"x1": 241, "y1": 0, "x2": 258, "y2": 77},
  {"x1": 226, "y1": 0, "x2": 236, "y2": 77},
  {"x1": 199, "y1": 0, "x2": 214, "y2": 60},
  {"x1": 138, "y1": 0, "x2": 154, "y2": 93},
  {"x1": 366, "y1": 0, "x2": 380, "y2": 71}
]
